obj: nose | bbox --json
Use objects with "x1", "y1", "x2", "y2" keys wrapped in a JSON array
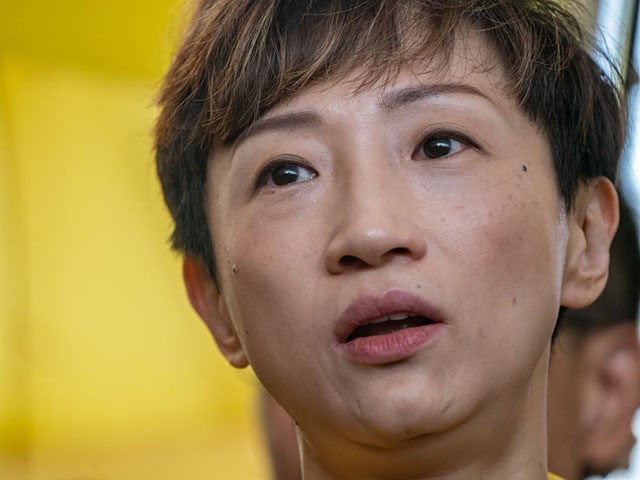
[{"x1": 324, "y1": 183, "x2": 427, "y2": 274}]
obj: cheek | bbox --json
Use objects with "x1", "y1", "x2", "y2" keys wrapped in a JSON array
[
  {"x1": 218, "y1": 227, "x2": 335, "y2": 416},
  {"x1": 214, "y1": 212, "x2": 322, "y2": 363},
  {"x1": 484, "y1": 196, "x2": 556, "y2": 278},
  {"x1": 442, "y1": 178, "x2": 567, "y2": 356}
]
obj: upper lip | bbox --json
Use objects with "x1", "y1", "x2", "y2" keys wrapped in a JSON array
[{"x1": 334, "y1": 289, "x2": 446, "y2": 343}]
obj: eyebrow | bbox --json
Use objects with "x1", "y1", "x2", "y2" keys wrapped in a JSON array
[
  {"x1": 235, "y1": 111, "x2": 322, "y2": 145},
  {"x1": 378, "y1": 83, "x2": 492, "y2": 111}
]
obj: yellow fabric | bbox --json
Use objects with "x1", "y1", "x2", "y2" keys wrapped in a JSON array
[
  {"x1": 0, "y1": 2, "x2": 266, "y2": 479},
  {"x1": 548, "y1": 473, "x2": 565, "y2": 480}
]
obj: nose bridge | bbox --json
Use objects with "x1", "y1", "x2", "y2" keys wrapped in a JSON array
[
  {"x1": 344, "y1": 130, "x2": 403, "y2": 214},
  {"x1": 346, "y1": 169, "x2": 403, "y2": 229},
  {"x1": 324, "y1": 144, "x2": 427, "y2": 273}
]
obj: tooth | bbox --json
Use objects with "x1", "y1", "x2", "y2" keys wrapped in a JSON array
[
  {"x1": 369, "y1": 313, "x2": 411, "y2": 324},
  {"x1": 370, "y1": 316, "x2": 388, "y2": 324}
]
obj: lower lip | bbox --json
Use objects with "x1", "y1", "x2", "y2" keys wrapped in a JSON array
[{"x1": 338, "y1": 323, "x2": 444, "y2": 365}]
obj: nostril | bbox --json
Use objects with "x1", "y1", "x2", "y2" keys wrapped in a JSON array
[
  {"x1": 389, "y1": 247, "x2": 410, "y2": 256},
  {"x1": 338, "y1": 247, "x2": 413, "y2": 269},
  {"x1": 339, "y1": 255, "x2": 365, "y2": 267}
]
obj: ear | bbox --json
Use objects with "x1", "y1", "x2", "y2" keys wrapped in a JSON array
[
  {"x1": 561, "y1": 178, "x2": 619, "y2": 309},
  {"x1": 579, "y1": 323, "x2": 640, "y2": 472},
  {"x1": 182, "y1": 256, "x2": 249, "y2": 368}
]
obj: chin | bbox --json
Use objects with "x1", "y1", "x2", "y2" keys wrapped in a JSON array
[
  {"x1": 584, "y1": 449, "x2": 634, "y2": 478},
  {"x1": 342, "y1": 396, "x2": 466, "y2": 447}
]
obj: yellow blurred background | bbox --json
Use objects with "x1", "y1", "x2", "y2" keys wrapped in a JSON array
[{"x1": 0, "y1": 1, "x2": 266, "y2": 478}]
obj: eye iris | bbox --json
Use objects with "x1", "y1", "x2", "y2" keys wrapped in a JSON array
[
  {"x1": 423, "y1": 137, "x2": 452, "y2": 158},
  {"x1": 271, "y1": 165, "x2": 299, "y2": 186}
]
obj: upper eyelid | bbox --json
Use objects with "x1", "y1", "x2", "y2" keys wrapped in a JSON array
[
  {"x1": 254, "y1": 157, "x2": 316, "y2": 191},
  {"x1": 413, "y1": 128, "x2": 483, "y2": 161},
  {"x1": 421, "y1": 129, "x2": 478, "y2": 147}
]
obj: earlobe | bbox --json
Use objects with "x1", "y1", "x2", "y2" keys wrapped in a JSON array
[
  {"x1": 561, "y1": 178, "x2": 619, "y2": 309},
  {"x1": 183, "y1": 256, "x2": 249, "y2": 368}
]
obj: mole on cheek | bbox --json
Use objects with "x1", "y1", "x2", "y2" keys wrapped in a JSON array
[
  {"x1": 232, "y1": 264, "x2": 238, "y2": 274},
  {"x1": 521, "y1": 165, "x2": 528, "y2": 172}
]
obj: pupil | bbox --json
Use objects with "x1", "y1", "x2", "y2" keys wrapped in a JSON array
[
  {"x1": 424, "y1": 138, "x2": 451, "y2": 158},
  {"x1": 271, "y1": 165, "x2": 299, "y2": 185}
]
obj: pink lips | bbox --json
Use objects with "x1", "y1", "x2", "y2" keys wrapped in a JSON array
[{"x1": 335, "y1": 290, "x2": 446, "y2": 365}]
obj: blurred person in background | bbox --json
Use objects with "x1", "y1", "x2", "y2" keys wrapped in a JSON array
[
  {"x1": 548, "y1": 196, "x2": 640, "y2": 479},
  {"x1": 260, "y1": 197, "x2": 640, "y2": 480}
]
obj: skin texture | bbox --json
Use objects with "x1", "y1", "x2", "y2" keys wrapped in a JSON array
[{"x1": 183, "y1": 34, "x2": 619, "y2": 480}]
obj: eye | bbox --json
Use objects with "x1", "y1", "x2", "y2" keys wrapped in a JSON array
[
  {"x1": 257, "y1": 160, "x2": 317, "y2": 189},
  {"x1": 421, "y1": 136, "x2": 464, "y2": 159}
]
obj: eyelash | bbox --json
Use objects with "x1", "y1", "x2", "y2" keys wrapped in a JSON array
[
  {"x1": 415, "y1": 129, "x2": 480, "y2": 160},
  {"x1": 254, "y1": 157, "x2": 317, "y2": 191}
]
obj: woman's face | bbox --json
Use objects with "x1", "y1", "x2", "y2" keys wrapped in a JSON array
[{"x1": 205, "y1": 34, "x2": 572, "y2": 458}]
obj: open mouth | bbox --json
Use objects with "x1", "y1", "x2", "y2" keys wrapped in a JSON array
[
  {"x1": 345, "y1": 314, "x2": 436, "y2": 342},
  {"x1": 335, "y1": 291, "x2": 446, "y2": 364}
]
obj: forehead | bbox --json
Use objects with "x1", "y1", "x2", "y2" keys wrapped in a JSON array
[
  {"x1": 239, "y1": 31, "x2": 511, "y2": 135},
  {"x1": 213, "y1": 21, "x2": 513, "y2": 147}
]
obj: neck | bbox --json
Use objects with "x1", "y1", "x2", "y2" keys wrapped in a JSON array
[
  {"x1": 546, "y1": 334, "x2": 584, "y2": 480},
  {"x1": 300, "y1": 352, "x2": 551, "y2": 480}
]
